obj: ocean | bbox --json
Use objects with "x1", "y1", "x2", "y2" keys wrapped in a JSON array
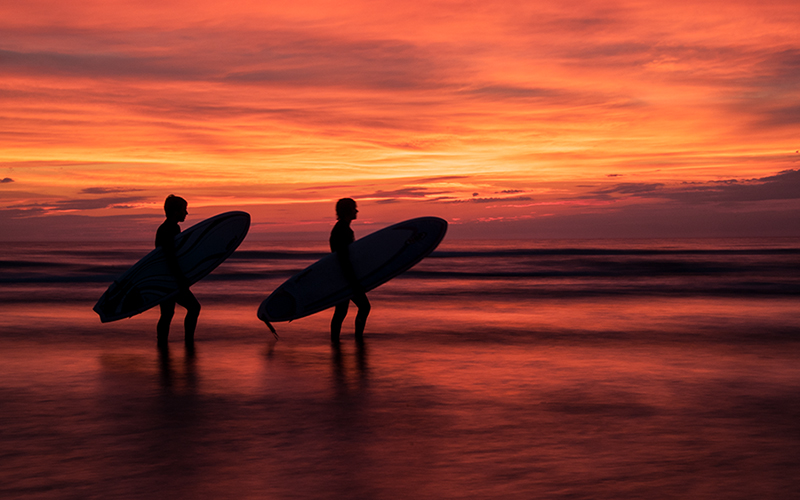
[{"x1": 1, "y1": 237, "x2": 799, "y2": 499}]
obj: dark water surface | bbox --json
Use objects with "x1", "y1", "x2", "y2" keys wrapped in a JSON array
[{"x1": 1, "y1": 238, "x2": 799, "y2": 499}]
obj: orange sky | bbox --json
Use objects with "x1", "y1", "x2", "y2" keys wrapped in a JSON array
[{"x1": 1, "y1": 0, "x2": 799, "y2": 240}]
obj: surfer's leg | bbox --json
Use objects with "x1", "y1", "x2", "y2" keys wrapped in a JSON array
[
  {"x1": 331, "y1": 300, "x2": 349, "y2": 343},
  {"x1": 157, "y1": 299, "x2": 176, "y2": 345},
  {"x1": 352, "y1": 293, "x2": 370, "y2": 341},
  {"x1": 176, "y1": 290, "x2": 201, "y2": 342}
]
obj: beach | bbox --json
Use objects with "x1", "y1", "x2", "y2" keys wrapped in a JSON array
[{"x1": 1, "y1": 238, "x2": 799, "y2": 499}]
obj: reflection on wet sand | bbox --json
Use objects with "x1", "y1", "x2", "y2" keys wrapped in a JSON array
[
  {"x1": 1, "y1": 332, "x2": 799, "y2": 499},
  {"x1": 2, "y1": 237, "x2": 799, "y2": 498},
  {"x1": 158, "y1": 343, "x2": 198, "y2": 392},
  {"x1": 331, "y1": 341, "x2": 369, "y2": 395}
]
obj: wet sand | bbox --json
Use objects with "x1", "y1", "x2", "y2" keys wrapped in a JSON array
[
  {"x1": 2, "y1": 238, "x2": 799, "y2": 498},
  {"x1": 1, "y1": 300, "x2": 799, "y2": 499}
]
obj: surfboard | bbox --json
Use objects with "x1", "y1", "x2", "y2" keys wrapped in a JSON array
[
  {"x1": 258, "y1": 216, "x2": 447, "y2": 324},
  {"x1": 93, "y1": 211, "x2": 250, "y2": 323}
]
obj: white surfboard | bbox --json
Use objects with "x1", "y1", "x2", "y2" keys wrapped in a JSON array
[
  {"x1": 94, "y1": 211, "x2": 250, "y2": 323},
  {"x1": 258, "y1": 216, "x2": 447, "y2": 324}
]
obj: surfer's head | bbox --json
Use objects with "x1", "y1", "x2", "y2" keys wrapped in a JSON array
[
  {"x1": 164, "y1": 195, "x2": 188, "y2": 222},
  {"x1": 335, "y1": 198, "x2": 358, "y2": 221}
]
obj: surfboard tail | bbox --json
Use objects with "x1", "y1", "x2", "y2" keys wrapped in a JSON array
[{"x1": 262, "y1": 319, "x2": 279, "y2": 340}]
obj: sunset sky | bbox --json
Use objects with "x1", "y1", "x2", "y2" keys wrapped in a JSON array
[{"x1": 2, "y1": 0, "x2": 799, "y2": 240}]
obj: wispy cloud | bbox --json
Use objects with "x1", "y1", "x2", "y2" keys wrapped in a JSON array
[
  {"x1": 592, "y1": 183, "x2": 666, "y2": 198},
  {"x1": 448, "y1": 196, "x2": 533, "y2": 204},
  {"x1": 2, "y1": 0, "x2": 799, "y2": 239},
  {"x1": 592, "y1": 169, "x2": 800, "y2": 203},
  {"x1": 81, "y1": 187, "x2": 143, "y2": 194},
  {"x1": 11, "y1": 196, "x2": 148, "y2": 212},
  {"x1": 362, "y1": 187, "x2": 436, "y2": 199},
  {"x1": 0, "y1": 27, "x2": 458, "y2": 92}
]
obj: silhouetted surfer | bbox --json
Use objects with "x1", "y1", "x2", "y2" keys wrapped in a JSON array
[
  {"x1": 155, "y1": 195, "x2": 201, "y2": 347},
  {"x1": 330, "y1": 198, "x2": 370, "y2": 343}
]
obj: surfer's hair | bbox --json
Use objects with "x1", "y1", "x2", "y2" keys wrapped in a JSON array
[
  {"x1": 335, "y1": 198, "x2": 357, "y2": 219},
  {"x1": 164, "y1": 194, "x2": 187, "y2": 215}
]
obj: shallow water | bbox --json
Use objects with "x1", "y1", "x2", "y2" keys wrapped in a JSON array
[{"x1": 1, "y1": 238, "x2": 799, "y2": 499}]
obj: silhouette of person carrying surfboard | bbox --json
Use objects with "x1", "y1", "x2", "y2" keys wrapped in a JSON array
[
  {"x1": 155, "y1": 195, "x2": 201, "y2": 347},
  {"x1": 329, "y1": 198, "x2": 370, "y2": 343}
]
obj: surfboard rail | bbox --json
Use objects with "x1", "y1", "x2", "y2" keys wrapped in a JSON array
[
  {"x1": 258, "y1": 216, "x2": 447, "y2": 323},
  {"x1": 94, "y1": 211, "x2": 250, "y2": 323}
]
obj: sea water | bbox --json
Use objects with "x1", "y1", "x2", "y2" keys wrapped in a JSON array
[{"x1": 1, "y1": 238, "x2": 799, "y2": 499}]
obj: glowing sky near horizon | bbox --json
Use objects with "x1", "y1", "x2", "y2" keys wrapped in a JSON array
[{"x1": 1, "y1": 0, "x2": 799, "y2": 239}]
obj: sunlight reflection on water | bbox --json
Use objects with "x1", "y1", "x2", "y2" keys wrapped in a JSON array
[
  {"x1": 1, "y1": 238, "x2": 799, "y2": 498},
  {"x1": 2, "y1": 319, "x2": 799, "y2": 499}
]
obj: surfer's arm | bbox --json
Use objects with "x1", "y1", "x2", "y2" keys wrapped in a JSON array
[
  {"x1": 336, "y1": 246, "x2": 364, "y2": 294},
  {"x1": 156, "y1": 221, "x2": 190, "y2": 290},
  {"x1": 161, "y1": 238, "x2": 189, "y2": 290}
]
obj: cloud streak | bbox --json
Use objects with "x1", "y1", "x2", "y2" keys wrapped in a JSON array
[
  {"x1": 11, "y1": 196, "x2": 148, "y2": 212},
  {"x1": 1, "y1": 0, "x2": 799, "y2": 238},
  {"x1": 80, "y1": 187, "x2": 143, "y2": 194},
  {"x1": 592, "y1": 169, "x2": 800, "y2": 203}
]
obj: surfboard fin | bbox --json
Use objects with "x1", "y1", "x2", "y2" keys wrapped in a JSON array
[{"x1": 263, "y1": 319, "x2": 279, "y2": 340}]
